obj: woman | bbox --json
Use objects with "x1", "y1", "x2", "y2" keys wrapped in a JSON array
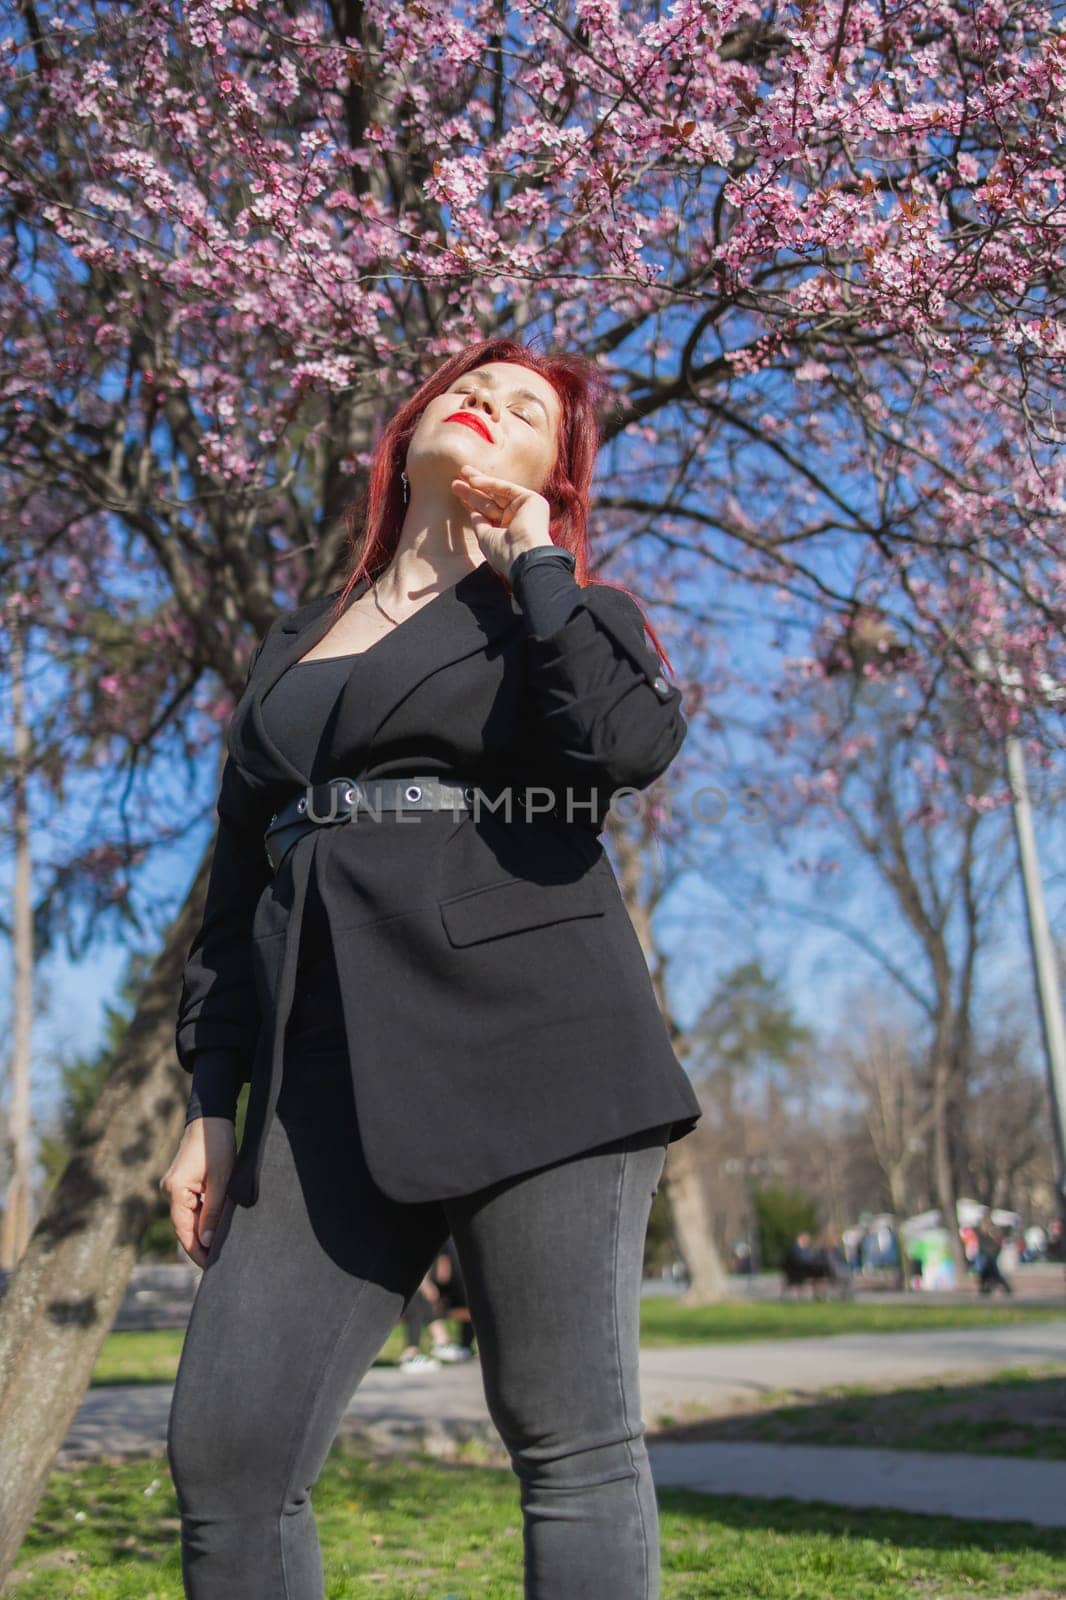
[{"x1": 162, "y1": 337, "x2": 702, "y2": 1600}]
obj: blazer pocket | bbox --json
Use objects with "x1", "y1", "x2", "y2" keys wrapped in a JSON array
[{"x1": 439, "y1": 874, "x2": 608, "y2": 947}]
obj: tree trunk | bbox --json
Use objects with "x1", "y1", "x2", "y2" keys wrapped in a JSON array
[
  {"x1": 0, "y1": 840, "x2": 213, "y2": 1585},
  {"x1": 886, "y1": 1165, "x2": 913, "y2": 1292},
  {"x1": 662, "y1": 1124, "x2": 732, "y2": 1303},
  {"x1": 930, "y1": 1030, "x2": 969, "y2": 1283},
  {"x1": 1, "y1": 599, "x2": 34, "y2": 1269},
  {"x1": 608, "y1": 818, "x2": 732, "y2": 1302}
]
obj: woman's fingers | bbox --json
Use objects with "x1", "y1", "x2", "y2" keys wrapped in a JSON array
[
  {"x1": 197, "y1": 1187, "x2": 227, "y2": 1251},
  {"x1": 456, "y1": 467, "x2": 515, "y2": 505},
  {"x1": 454, "y1": 477, "x2": 506, "y2": 512},
  {"x1": 466, "y1": 475, "x2": 506, "y2": 502},
  {"x1": 171, "y1": 1184, "x2": 209, "y2": 1268}
]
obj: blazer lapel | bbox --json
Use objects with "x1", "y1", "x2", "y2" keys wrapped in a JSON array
[
  {"x1": 237, "y1": 560, "x2": 522, "y2": 788},
  {"x1": 326, "y1": 561, "x2": 523, "y2": 769}
]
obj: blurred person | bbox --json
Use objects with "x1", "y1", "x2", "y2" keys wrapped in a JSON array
[
  {"x1": 1022, "y1": 1224, "x2": 1047, "y2": 1263},
  {"x1": 400, "y1": 1237, "x2": 476, "y2": 1366},
  {"x1": 974, "y1": 1220, "x2": 1013, "y2": 1296}
]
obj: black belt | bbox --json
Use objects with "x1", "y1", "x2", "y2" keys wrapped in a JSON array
[{"x1": 264, "y1": 775, "x2": 485, "y2": 874}]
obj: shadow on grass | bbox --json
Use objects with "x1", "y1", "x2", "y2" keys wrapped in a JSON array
[
  {"x1": 648, "y1": 1367, "x2": 1066, "y2": 1461},
  {"x1": 655, "y1": 1486, "x2": 1066, "y2": 1598}
]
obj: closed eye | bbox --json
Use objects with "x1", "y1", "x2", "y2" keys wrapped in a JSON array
[{"x1": 454, "y1": 387, "x2": 537, "y2": 427}]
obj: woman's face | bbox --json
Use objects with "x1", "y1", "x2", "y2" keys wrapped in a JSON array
[{"x1": 406, "y1": 360, "x2": 563, "y2": 499}]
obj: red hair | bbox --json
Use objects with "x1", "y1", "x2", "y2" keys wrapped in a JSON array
[{"x1": 330, "y1": 336, "x2": 676, "y2": 674}]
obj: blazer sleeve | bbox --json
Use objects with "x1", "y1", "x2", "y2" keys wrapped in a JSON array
[
  {"x1": 175, "y1": 639, "x2": 273, "y2": 1112},
  {"x1": 518, "y1": 573, "x2": 688, "y2": 808},
  {"x1": 183, "y1": 1048, "x2": 247, "y2": 1125}
]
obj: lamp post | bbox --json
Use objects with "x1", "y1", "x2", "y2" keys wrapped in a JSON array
[{"x1": 975, "y1": 649, "x2": 1066, "y2": 1273}]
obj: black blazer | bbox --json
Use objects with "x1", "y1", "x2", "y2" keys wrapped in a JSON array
[{"x1": 176, "y1": 559, "x2": 702, "y2": 1207}]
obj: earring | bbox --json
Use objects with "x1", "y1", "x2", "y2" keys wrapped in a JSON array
[{"x1": 401, "y1": 470, "x2": 409, "y2": 506}]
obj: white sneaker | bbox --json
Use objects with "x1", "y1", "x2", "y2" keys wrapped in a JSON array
[
  {"x1": 399, "y1": 1352, "x2": 439, "y2": 1370},
  {"x1": 433, "y1": 1342, "x2": 474, "y2": 1362}
]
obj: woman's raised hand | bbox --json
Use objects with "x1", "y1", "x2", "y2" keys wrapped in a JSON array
[{"x1": 451, "y1": 464, "x2": 555, "y2": 575}]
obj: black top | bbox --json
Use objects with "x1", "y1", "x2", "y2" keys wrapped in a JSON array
[
  {"x1": 185, "y1": 551, "x2": 584, "y2": 1123},
  {"x1": 259, "y1": 653, "x2": 355, "y2": 785}
]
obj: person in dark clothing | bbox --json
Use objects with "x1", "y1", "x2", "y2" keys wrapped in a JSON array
[
  {"x1": 162, "y1": 339, "x2": 696, "y2": 1600},
  {"x1": 400, "y1": 1237, "x2": 477, "y2": 1365},
  {"x1": 782, "y1": 1231, "x2": 851, "y2": 1297},
  {"x1": 975, "y1": 1222, "x2": 1013, "y2": 1296}
]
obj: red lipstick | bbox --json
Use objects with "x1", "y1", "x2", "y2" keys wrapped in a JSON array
[{"x1": 445, "y1": 412, "x2": 492, "y2": 443}]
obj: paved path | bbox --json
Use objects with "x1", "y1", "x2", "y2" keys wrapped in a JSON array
[
  {"x1": 637, "y1": 1320, "x2": 1066, "y2": 1417},
  {"x1": 648, "y1": 1442, "x2": 1066, "y2": 1528},
  {"x1": 60, "y1": 1319, "x2": 1066, "y2": 1475}
]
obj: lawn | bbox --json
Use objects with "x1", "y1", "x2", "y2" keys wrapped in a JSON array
[
  {"x1": 650, "y1": 1363, "x2": 1066, "y2": 1461},
  {"x1": 10, "y1": 1440, "x2": 1066, "y2": 1598},
  {"x1": 636, "y1": 1296, "x2": 1066, "y2": 1347},
  {"x1": 90, "y1": 1300, "x2": 1066, "y2": 1387},
  {"x1": 90, "y1": 1320, "x2": 422, "y2": 1386}
]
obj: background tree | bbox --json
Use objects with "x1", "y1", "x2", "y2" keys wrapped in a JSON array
[
  {"x1": 682, "y1": 959, "x2": 815, "y2": 1266},
  {"x1": 747, "y1": 639, "x2": 1044, "y2": 1274},
  {"x1": 838, "y1": 1003, "x2": 935, "y2": 1222},
  {"x1": 753, "y1": 1182, "x2": 819, "y2": 1273},
  {"x1": 0, "y1": 595, "x2": 33, "y2": 1268},
  {"x1": 33, "y1": 952, "x2": 203, "y2": 1261},
  {"x1": 963, "y1": 1001, "x2": 1060, "y2": 1216}
]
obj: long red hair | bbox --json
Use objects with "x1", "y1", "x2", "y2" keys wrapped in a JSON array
[{"x1": 330, "y1": 336, "x2": 676, "y2": 674}]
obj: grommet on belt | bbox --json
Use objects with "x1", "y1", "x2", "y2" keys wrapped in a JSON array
[{"x1": 263, "y1": 774, "x2": 481, "y2": 874}]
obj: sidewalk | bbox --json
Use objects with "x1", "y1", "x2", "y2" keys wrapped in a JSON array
[
  {"x1": 59, "y1": 1318, "x2": 1066, "y2": 1484},
  {"x1": 636, "y1": 1319, "x2": 1066, "y2": 1416},
  {"x1": 648, "y1": 1441, "x2": 1066, "y2": 1528}
]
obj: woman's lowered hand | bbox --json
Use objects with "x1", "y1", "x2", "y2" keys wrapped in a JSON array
[{"x1": 160, "y1": 1117, "x2": 236, "y2": 1270}]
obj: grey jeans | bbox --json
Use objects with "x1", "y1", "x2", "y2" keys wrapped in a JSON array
[{"x1": 166, "y1": 1038, "x2": 671, "y2": 1600}]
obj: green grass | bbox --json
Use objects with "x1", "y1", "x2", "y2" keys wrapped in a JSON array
[
  {"x1": 11, "y1": 1441, "x2": 1066, "y2": 1598},
  {"x1": 652, "y1": 1364, "x2": 1066, "y2": 1462},
  {"x1": 90, "y1": 1321, "x2": 414, "y2": 1387},
  {"x1": 91, "y1": 1301, "x2": 1066, "y2": 1387},
  {"x1": 637, "y1": 1296, "x2": 1066, "y2": 1347}
]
